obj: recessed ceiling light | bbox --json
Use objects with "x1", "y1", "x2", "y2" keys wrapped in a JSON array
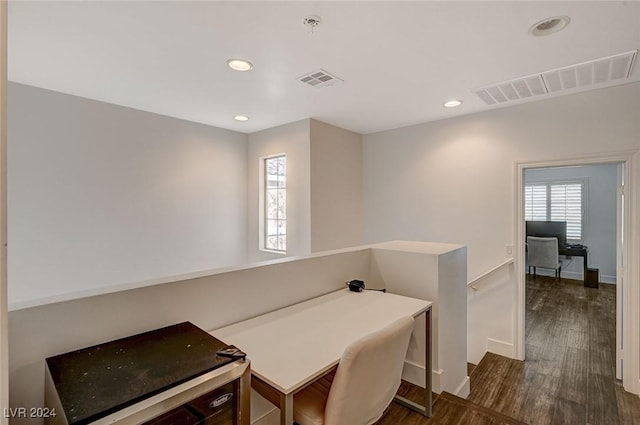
[
  {"x1": 233, "y1": 115, "x2": 249, "y2": 122},
  {"x1": 443, "y1": 100, "x2": 462, "y2": 108},
  {"x1": 529, "y1": 16, "x2": 570, "y2": 36},
  {"x1": 227, "y1": 59, "x2": 254, "y2": 72}
]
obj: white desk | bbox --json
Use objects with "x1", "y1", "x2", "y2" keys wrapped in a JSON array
[{"x1": 212, "y1": 289, "x2": 433, "y2": 425}]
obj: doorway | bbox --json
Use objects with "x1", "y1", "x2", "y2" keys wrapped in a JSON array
[{"x1": 514, "y1": 153, "x2": 639, "y2": 395}]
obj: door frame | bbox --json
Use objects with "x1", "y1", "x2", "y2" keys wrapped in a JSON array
[{"x1": 514, "y1": 151, "x2": 640, "y2": 395}]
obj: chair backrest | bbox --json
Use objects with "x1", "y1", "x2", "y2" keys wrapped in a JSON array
[
  {"x1": 527, "y1": 236, "x2": 559, "y2": 269},
  {"x1": 323, "y1": 316, "x2": 415, "y2": 425}
]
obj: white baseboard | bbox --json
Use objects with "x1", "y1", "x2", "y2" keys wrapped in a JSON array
[
  {"x1": 453, "y1": 376, "x2": 470, "y2": 398},
  {"x1": 533, "y1": 269, "x2": 583, "y2": 280},
  {"x1": 402, "y1": 360, "x2": 470, "y2": 398},
  {"x1": 402, "y1": 360, "x2": 470, "y2": 399},
  {"x1": 402, "y1": 360, "x2": 442, "y2": 394},
  {"x1": 532, "y1": 269, "x2": 617, "y2": 284},
  {"x1": 487, "y1": 338, "x2": 514, "y2": 358}
]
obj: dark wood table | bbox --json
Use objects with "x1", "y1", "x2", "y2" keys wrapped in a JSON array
[{"x1": 559, "y1": 244, "x2": 589, "y2": 282}]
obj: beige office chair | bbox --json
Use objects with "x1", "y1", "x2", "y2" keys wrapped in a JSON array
[
  {"x1": 293, "y1": 316, "x2": 415, "y2": 425},
  {"x1": 527, "y1": 236, "x2": 562, "y2": 281}
]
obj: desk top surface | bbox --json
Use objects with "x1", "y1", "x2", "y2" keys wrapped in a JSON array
[
  {"x1": 559, "y1": 243, "x2": 588, "y2": 253},
  {"x1": 212, "y1": 289, "x2": 431, "y2": 394}
]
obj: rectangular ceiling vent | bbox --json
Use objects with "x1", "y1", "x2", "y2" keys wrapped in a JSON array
[
  {"x1": 474, "y1": 50, "x2": 637, "y2": 106},
  {"x1": 474, "y1": 75, "x2": 547, "y2": 105},
  {"x1": 297, "y1": 69, "x2": 343, "y2": 88}
]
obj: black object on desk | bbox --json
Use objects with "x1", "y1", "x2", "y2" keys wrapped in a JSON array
[{"x1": 46, "y1": 322, "x2": 240, "y2": 425}]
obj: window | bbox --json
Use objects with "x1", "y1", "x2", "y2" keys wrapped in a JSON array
[
  {"x1": 525, "y1": 180, "x2": 584, "y2": 241},
  {"x1": 263, "y1": 155, "x2": 286, "y2": 252}
]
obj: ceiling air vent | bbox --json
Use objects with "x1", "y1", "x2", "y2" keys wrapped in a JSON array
[
  {"x1": 474, "y1": 50, "x2": 637, "y2": 105},
  {"x1": 474, "y1": 75, "x2": 547, "y2": 105},
  {"x1": 542, "y1": 51, "x2": 636, "y2": 93},
  {"x1": 297, "y1": 69, "x2": 343, "y2": 88}
]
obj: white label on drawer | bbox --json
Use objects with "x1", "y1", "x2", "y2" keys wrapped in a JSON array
[{"x1": 210, "y1": 393, "x2": 234, "y2": 408}]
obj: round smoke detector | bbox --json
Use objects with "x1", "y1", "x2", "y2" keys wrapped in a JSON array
[
  {"x1": 529, "y1": 16, "x2": 570, "y2": 36},
  {"x1": 302, "y1": 15, "x2": 322, "y2": 29}
]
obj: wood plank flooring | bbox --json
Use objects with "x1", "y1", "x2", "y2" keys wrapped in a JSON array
[{"x1": 374, "y1": 275, "x2": 640, "y2": 425}]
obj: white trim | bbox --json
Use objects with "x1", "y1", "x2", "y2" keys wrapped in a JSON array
[
  {"x1": 453, "y1": 376, "x2": 471, "y2": 399},
  {"x1": 527, "y1": 269, "x2": 616, "y2": 284},
  {"x1": 400, "y1": 361, "x2": 469, "y2": 398},
  {"x1": 514, "y1": 161, "x2": 526, "y2": 361},
  {"x1": 258, "y1": 153, "x2": 287, "y2": 254},
  {"x1": 514, "y1": 151, "x2": 640, "y2": 394},
  {"x1": 616, "y1": 163, "x2": 624, "y2": 380},
  {"x1": 487, "y1": 338, "x2": 514, "y2": 358},
  {"x1": 623, "y1": 152, "x2": 640, "y2": 394},
  {"x1": 401, "y1": 360, "x2": 443, "y2": 394},
  {"x1": 9, "y1": 244, "x2": 381, "y2": 311}
]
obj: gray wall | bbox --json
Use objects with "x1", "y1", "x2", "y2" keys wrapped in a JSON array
[
  {"x1": 310, "y1": 119, "x2": 363, "y2": 252},
  {"x1": 245, "y1": 118, "x2": 365, "y2": 262},
  {"x1": 8, "y1": 83, "x2": 249, "y2": 309},
  {"x1": 246, "y1": 119, "x2": 311, "y2": 262}
]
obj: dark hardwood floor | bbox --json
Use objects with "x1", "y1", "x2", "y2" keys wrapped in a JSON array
[{"x1": 375, "y1": 275, "x2": 640, "y2": 425}]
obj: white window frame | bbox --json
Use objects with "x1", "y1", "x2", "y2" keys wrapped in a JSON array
[
  {"x1": 524, "y1": 178, "x2": 587, "y2": 243},
  {"x1": 259, "y1": 153, "x2": 287, "y2": 254}
]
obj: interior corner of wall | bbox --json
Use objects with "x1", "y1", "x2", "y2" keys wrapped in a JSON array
[
  {"x1": 487, "y1": 338, "x2": 515, "y2": 359},
  {"x1": 453, "y1": 376, "x2": 471, "y2": 399}
]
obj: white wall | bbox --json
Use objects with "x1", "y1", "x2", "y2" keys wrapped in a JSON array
[
  {"x1": 0, "y1": 3, "x2": 8, "y2": 421},
  {"x1": 7, "y1": 87, "x2": 364, "y2": 309},
  {"x1": 368, "y1": 241, "x2": 468, "y2": 396},
  {"x1": 309, "y1": 119, "x2": 363, "y2": 252},
  {"x1": 466, "y1": 264, "x2": 515, "y2": 364},
  {"x1": 525, "y1": 163, "x2": 618, "y2": 283},
  {"x1": 363, "y1": 83, "x2": 640, "y2": 361},
  {"x1": 7, "y1": 83, "x2": 249, "y2": 309},
  {"x1": 247, "y1": 119, "x2": 311, "y2": 262}
]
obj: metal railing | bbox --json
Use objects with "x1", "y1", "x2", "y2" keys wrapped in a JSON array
[{"x1": 467, "y1": 258, "x2": 514, "y2": 291}]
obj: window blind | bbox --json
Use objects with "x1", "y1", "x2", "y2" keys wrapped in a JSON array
[
  {"x1": 524, "y1": 185, "x2": 547, "y2": 221},
  {"x1": 550, "y1": 183, "x2": 582, "y2": 240},
  {"x1": 525, "y1": 181, "x2": 583, "y2": 241}
]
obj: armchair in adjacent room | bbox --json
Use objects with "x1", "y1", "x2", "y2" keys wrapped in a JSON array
[{"x1": 527, "y1": 236, "x2": 562, "y2": 281}]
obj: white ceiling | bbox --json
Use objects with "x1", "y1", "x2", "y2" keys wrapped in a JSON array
[{"x1": 7, "y1": 1, "x2": 640, "y2": 135}]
